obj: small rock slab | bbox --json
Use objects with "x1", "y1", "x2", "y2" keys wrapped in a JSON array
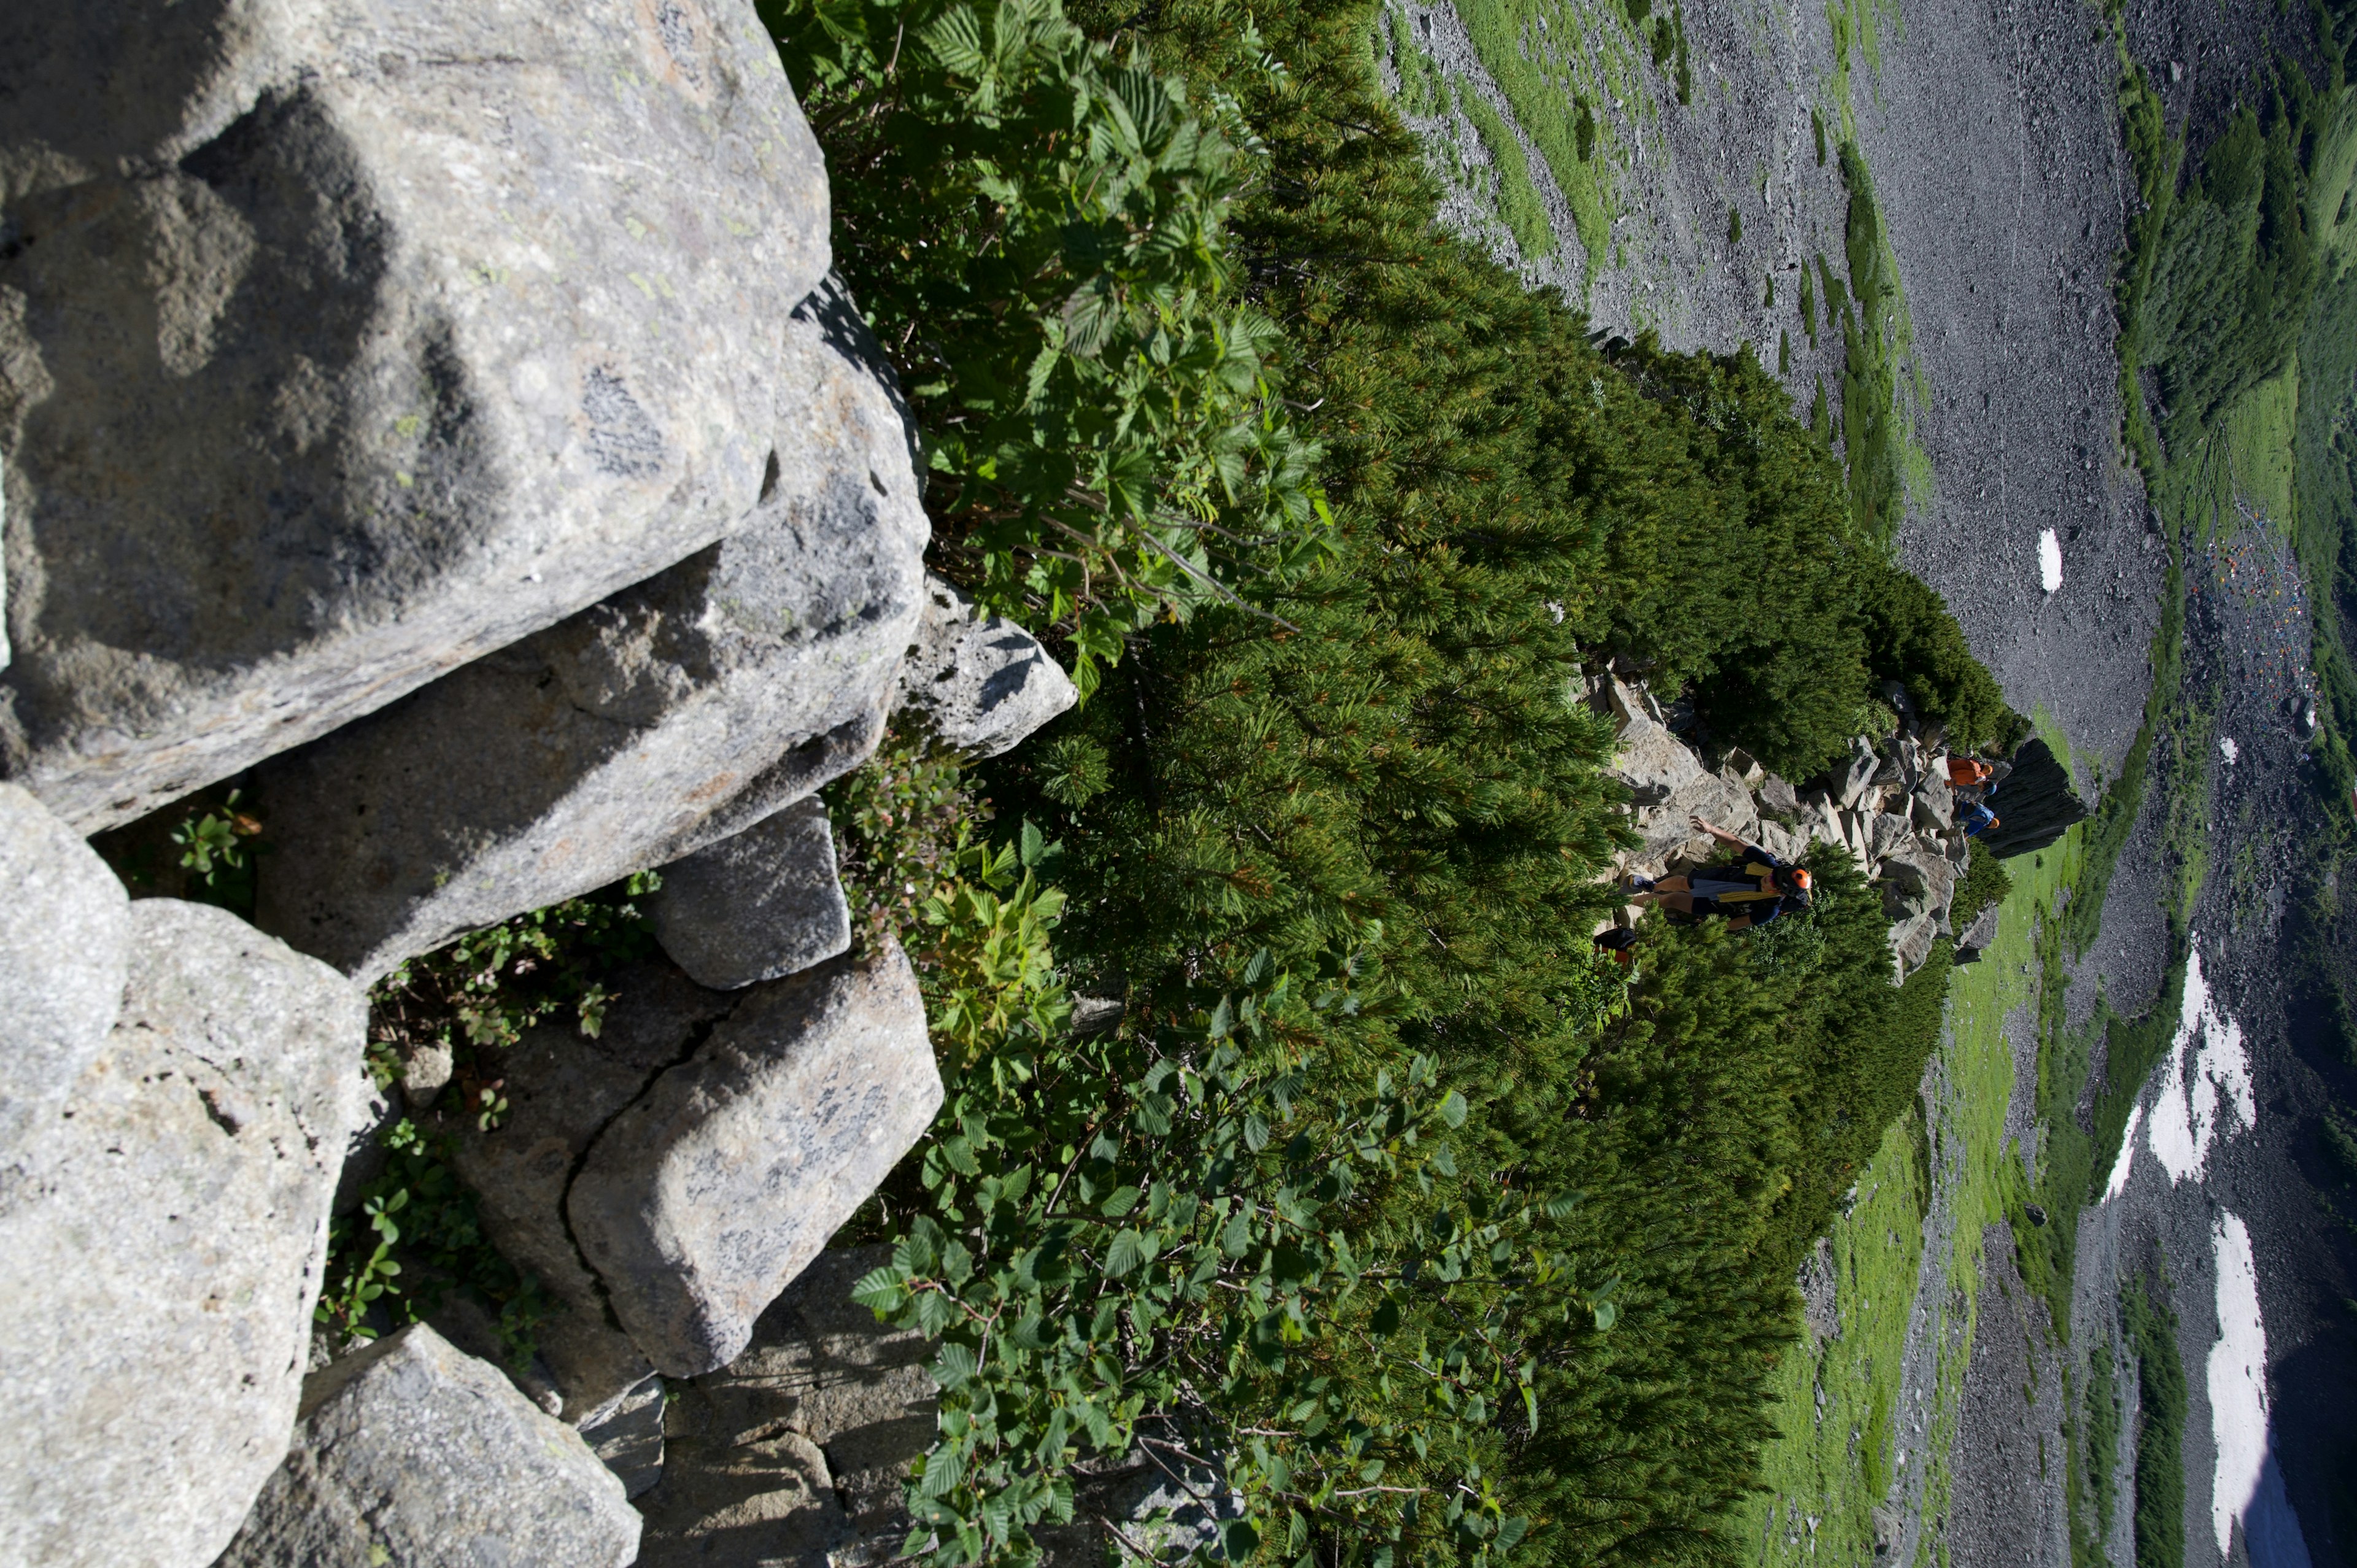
[
  {"x1": 569, "y1": 942, "x2": 942, "y2": 1377},
  {"x1": 216, "y1": 1324, "x2": 639, "y2": 1568},
  {"x1": 651, "y1": 796, "x2": 853, "y2": 990},
  {"x1": 0, "y1": 901, "x2": 364, "y2": 1568},
  {"x1": 581, "y1": 1373, "x2": 670, "y2": 1500},
  {"x1": 895, "y1": 575, "x2": 1078, "y2": 757},
  {"x1": 252, "y1": 280, "x2": 927, "y2": 980},
  {"x1": 0, "y1": 782, "x2": 130, "y2": 1144},
  {"x1": 1, "y1": 0, "x2": 830, "y2": 831}
]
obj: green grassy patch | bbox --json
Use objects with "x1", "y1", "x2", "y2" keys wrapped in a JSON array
[
  {"x1": 1458, "y1": 81, "x2": 1558, "y2": 258},
  {"x1": 1442, "y1": 0, "x2": 1649, "y2": 285},
  {"x1": 1736, "y1": 844, "x2": 2077, "y2": 1564}
]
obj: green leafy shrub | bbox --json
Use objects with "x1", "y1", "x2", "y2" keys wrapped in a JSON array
[
  {"x1": 853, "y1": 960, "x2": 1603, "y2": 1567},
  {"x1": 365, "y1": 875, "x2": 664, "y2": 1075},
  {"x1": 765, "y1": 0, "x2": 1336, "y2": 695}
]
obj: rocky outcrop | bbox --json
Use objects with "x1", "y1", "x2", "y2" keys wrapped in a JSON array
[
  {"x1": 1596, "y1": 676, "x2": 1983, "y2": 982},
  {"x1": 216, "y1": 1324, "x2": 640, "y2": 1568},
  {"x1": 638, "y1": 1247, "x2": 937, "y2": 1567},
  {"x1": 0, "y1": 0, "x2": 831, "y2": 832},
  {"x1": 250, "y1": 280, "x2": 929, "y2": 980},
  {"x1": 441, "y1": 960, "x2": 735, "y2": 1426},
  {"x1": 0, "y1": 900, "x2": 364, "y2": 1568},
  {"x1": 0, "y1": 783, "x2": 129, "y2": 1143},
  {"x1": 896, "y1": 575, "x2": 1078, "y2": 757},
  {"x1": 1594, "y1": 677, "x2": 1756, "y2": 863},
  {"x1": 1980, "y1": 738, "x2": 2089, "y2": 857},
  {"x1": 570, "y1": 942, "x2": 941, "y2": 1377},
  {"x1": 651, "y1": 795, "x2": 853, "y2": 991}
]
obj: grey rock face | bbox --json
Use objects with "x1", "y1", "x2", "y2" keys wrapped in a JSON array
[
  {"x1": 0, "y1": 782, "x2": 129, "y2": 1143},
  {"x1": 1954, "y1": 903, "x2": 2002, "y2": 961},
  {"x1": 640, "y1": 1246, "x2": 937, "y2": 1568},
  {"x1": 896, "y1": 575, "x2": 1078, "y2": 757},
  {"x1": 1887, "y1": 913, "x2": 1938, "y2": 983},
  {"x1": 570, "y1": 942, "x2": 941, "y2": 1377},
  {"x1": 652, "y1": 796, "x2": 852, "y2": 990},
  {"x1": 441, "y1": 960, "x2": 733, "y2": 1425},
  {"x1": 217, "y1": 1324, "x2": 639, "y2": 1568},
  {"x1": 252, "y1": 280, "x2": 929, "y2": 979},
  {"x1": 0, "y1": 0, "x2": 830, "y2": 832},
  {"x1": 0, "y1": 900, "x2": 364, "y2": 1568}
]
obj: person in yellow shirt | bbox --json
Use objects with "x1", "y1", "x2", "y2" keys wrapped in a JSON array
[{"x1": 1622, "y1": 814, "x2": 1813, "y2": 932}]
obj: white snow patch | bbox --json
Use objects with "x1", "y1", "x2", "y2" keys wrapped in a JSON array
[
  {"x1": 2221, "y1": 736, "x2": 2240, "y2": 765},
  {"x1": 2206, "y1": 1212, "x2": 2314, "y2": 1566},
  {"x1": 2038, "y1": 528, "x2": 2064, "y2": 593},
  {"x1": 2145, "y1": 944, "x2": 2255, "y2": 1184},
  {"x1": 2102, "y1": 1102, "x2": 2144, "y2": 1200}
]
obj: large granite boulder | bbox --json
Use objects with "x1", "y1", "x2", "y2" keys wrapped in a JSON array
[
  {"x1": 896, "y1": 576, "x2": 1078, "y2": 758},
  {"x1": 441, "y1": 960, "x2": 733, "y2": 1426},
  {"x1": 639, "y1": 1247, "x2": 937, "y2": 1568},
  {"x1": 0, "y1": 0, "x2": 830, "y2": 831},
  {"x1": 0, "y1": 900, "x2": 365, "y2": 1568},
  {"x1": 215, "y1": 1324, "x2": 640, "y2": 1568},
  {"x1": 651, "y1": 795, "x2": 853, "y2": 991},
  {"x1": 570, "y1": 942, "x2": 940, "y2": 1377},
  {"x1": 251, "y1": 279, "x2": 929, "y2": 979},
  {"x1": 0, "y1": 782, "x2": 129, "y2": 1143}
]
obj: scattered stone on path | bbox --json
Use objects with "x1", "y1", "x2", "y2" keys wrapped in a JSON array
[
  {"x1": 0, "y1": 0, "x2": 830, "y2": 832},
  {"x1": 639, "y1": 1247, "x2": 937, "y2": 1567},
  {"x1": 0, "y1": 901, "x2": 364, "y2": 1568},
  {"x1": 0, "y1": 782, "x2": 130, "y2": 1143},
  {"x1": 215, "y1": 1324, "x2": 639, "y2": 1568},
  {"x1": 895, "y1": 575, "x2": 1080, "y2": 758},
  {"x1": 1887, "y1": 913, "x2": 1938, "y2": 983},
  {"x1": 570, "y1": 941, "x2": 942, "y2": 1376},
  {"x1": 651, "y1": 796, "x2": 853, "y2": 991},
  {"x1": 252, "y1": 279, "x2": 927, "y2": 981}
]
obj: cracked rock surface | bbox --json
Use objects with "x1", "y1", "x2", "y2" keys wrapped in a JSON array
[{"x1": 570, "y1": 941, "x2": 942, "y2": 1377}]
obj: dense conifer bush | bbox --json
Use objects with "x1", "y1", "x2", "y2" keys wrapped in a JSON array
[{"x1": 759, "y1": 0, "x2": 2003, "y2": 1559}]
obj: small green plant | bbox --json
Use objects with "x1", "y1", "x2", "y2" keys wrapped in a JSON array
[
  {"x1": 171, "y1": 787, "x2": 262, "y2": 884},
  {"x1": 1949, "y1": 840, "x2": 2013, "y2": 929},
  {"x1": 1727, "y1": 204, "x2": 1743, "y2": 248},
  {"x1": 315, "y1": 1118, "x2": 554, "y2": 1368},
  {"x1": 828, "y1": 725, "x2": 975, "y2": 940},
  {"x1": 367, "y1": 874, "x2": 663, "y2": 1065},
  {"x1": 916, "y1": 821, "x2": 1072, "y2": 1073},
  {"x1": 768, "y1": 0, "x2": 1337, "y2": 698}
]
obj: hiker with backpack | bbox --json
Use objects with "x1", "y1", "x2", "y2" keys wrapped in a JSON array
[{"x1": 1622, "y1": 814, "x2": 1814, "y2": 932}]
